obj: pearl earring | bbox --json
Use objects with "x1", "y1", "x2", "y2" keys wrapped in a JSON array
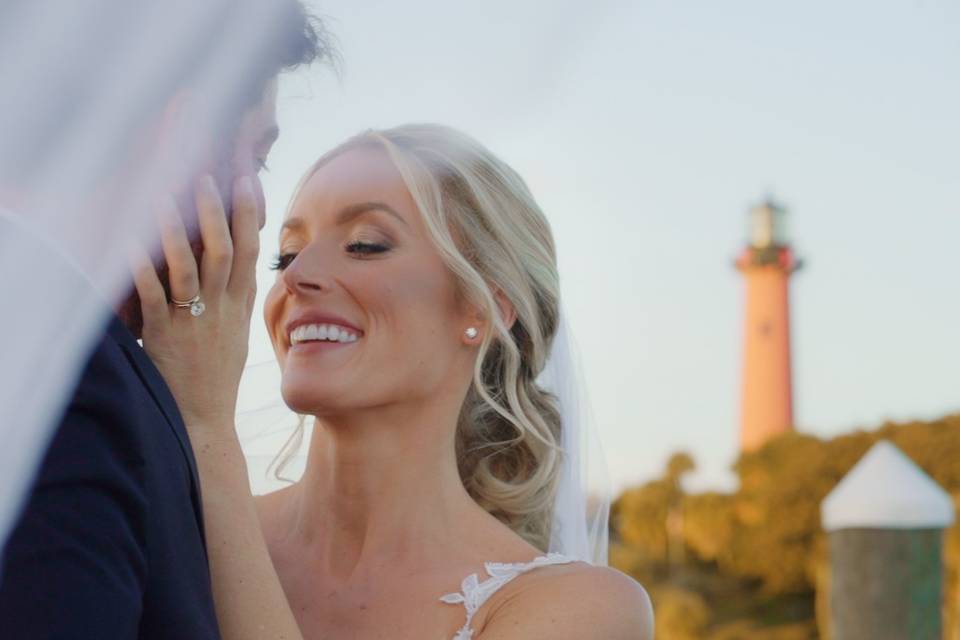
[{"x1": 465, "y1": 327, "x2": 479, "y2": 339}]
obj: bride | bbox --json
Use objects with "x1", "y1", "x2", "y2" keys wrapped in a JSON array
[{"x1": 133, "y1": 123, "x2": 653, "y2": 639}]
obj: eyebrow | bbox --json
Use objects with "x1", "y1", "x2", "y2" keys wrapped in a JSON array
[
  {"x1": 279, "y1": 201, "x2": 408, "y2": 236},
  {"x1": 336, "y1": 201, "x2": 408, "y2": 227}
]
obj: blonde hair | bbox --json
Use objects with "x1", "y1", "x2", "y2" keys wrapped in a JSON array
[{"x1": 274, "y1": 124, "x2": 563, "y2": 550}]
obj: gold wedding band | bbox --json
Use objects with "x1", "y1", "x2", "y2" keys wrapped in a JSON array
[
  {"x1": 170, "y1": 294, "x2": 200, "y2": 307},
  {"x1": 170, "y1": 293, "x2": 206, "y2": 317}
]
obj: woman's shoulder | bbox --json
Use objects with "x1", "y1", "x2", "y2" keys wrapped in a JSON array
[{"x1": 479, "y1": 561, "x2": 653, "y2": 640}]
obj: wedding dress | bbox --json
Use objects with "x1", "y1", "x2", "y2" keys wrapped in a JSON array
[{"x1": 440, "y1": 552, "x2": 579, "y2": 640}]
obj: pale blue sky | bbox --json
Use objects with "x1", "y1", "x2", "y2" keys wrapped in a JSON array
[{"x1": 247, "y1": 0, "x2": 960, "y2": 492}]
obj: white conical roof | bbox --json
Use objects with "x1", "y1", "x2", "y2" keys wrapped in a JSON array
[{"x1": 821, "y1": 440, "x2": 955, "y2": 532}]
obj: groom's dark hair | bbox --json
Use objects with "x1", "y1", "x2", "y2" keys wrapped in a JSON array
[
  {"x1": 177, "y1": 0, "x2": 336, "y2": 127},
  {"x1": 0, "y1": 0, "x2": 335, "y2": 185}
]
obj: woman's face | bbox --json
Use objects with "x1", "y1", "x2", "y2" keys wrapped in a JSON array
[{"x1": 264, "y1": 146, "x2": 477, "y2": 416}]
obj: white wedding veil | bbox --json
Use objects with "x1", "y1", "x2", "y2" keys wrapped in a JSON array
[
  {"x1": 0, "y1": 0, "x2": 321, "y2": 557},
  {"x1": 541, "y1": 313, "x2": 611, "y2": 565},
  {"x1": 0, "y1": 0, "x2": 611, "y2": 568}
]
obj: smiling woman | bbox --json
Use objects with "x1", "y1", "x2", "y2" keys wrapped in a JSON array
[
  {"x1": 135, "y1": 122, "x2": 652, "y2": 639},
  {"x1": 265, "y1": 125, "x2": 568, "y2": 552},
  {"x1": 270, "y1": 123, "x2": 651, "y2": 637}
]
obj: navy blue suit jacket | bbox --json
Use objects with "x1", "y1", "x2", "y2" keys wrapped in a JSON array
[{"x1": 0, "y1": 316, "x2": 221, "y2": 639}]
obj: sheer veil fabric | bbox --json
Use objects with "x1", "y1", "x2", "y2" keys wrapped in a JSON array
[
  {"x1": 0, "y1": 0, "x2": 308, "y2": 556},
  {"x1": 541, "y1": 313, "x2": 611, "y2": 565},
  {"x1": 0, "y1": 0, "x2": 611, "y2": 569},
  {"x1": 238, "y1": 311, "x2": 611, "y2": 566}
]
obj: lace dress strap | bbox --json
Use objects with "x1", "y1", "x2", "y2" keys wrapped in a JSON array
[{"x1": 439, "y1": 552, "x2": 578, "y2": 640}]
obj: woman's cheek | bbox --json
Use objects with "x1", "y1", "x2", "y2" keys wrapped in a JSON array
[{"x1": 263, "y1": 283, "x2": 284, "y2": 353}]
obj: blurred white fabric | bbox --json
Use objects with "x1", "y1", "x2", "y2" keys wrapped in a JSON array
[
  {"x1": 0, "y1": 208, "x2": 109, "y2": 553},
  {"x1": 541, "y1": 313, "x2": 611, "y2": 566},
  {"x1": 0, "y1": 0, "x2": 301, "y2": 553},
  {"x1": 0, "y1": 0, "x2": 610, "y2": 568}
]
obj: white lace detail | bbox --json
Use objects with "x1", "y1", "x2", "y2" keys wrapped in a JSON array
[{"x1": 439, "y1": 552, "x2": 578, "y2": 640}]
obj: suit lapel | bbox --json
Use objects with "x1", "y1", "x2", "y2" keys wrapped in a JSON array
[{"x1": 107, "y1": 317, "x2": 206, "y2": 535}]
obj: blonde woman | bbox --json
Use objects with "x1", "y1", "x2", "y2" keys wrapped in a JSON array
[{"x1": 134, "y1": 124, "x2": 653, "y2": 639}]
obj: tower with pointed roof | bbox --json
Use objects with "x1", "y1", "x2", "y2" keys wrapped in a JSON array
[
  {"x1": 735, "y1": 198, "x2": 801, "y2": 452},
  {"x1": 820, "y1": 440, "x2": 954, "y2": 638}
]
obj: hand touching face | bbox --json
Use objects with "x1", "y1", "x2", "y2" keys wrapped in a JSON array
[{"x1": 124, "y1": 79, "x2": 279, "y2": 337}]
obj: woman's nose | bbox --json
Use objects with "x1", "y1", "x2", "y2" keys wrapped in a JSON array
[{"x1": 281, "y1": 250, "x2": 328, "y2": 295}]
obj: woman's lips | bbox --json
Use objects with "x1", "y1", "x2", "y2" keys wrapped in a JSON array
[{"x1": 288, "y1": 339, "x2": 356, "y2": 355}]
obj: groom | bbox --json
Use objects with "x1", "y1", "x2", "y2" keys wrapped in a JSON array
[{"x1": 0, "y1": 2, "x2": 331, "y2": 638}]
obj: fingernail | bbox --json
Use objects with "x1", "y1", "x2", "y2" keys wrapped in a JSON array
[{"x1": 200, "y1": 174, "x2": 217, "y2": 193}]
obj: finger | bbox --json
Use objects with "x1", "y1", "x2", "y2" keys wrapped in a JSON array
[
  {"x1": 158, "y1": 195, "x2": 200, "y2": 304},
  {"x1": 196, "y1": 174, "x2": 233, "y2": 295},
  {"x1": 128, "y1": 242, "x2": 169, "y2": 330},
  {"x1": 227, "y1": 175, "x2": 261, "y2": 297}
]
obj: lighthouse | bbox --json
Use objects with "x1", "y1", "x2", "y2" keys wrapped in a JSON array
[{"x1": 736, "y1": 198, "x2": 801, "y2": 452}]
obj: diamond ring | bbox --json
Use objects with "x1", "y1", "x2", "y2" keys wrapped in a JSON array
[{"x1": 171, "y1": 293, "x2": 206, "y2": 317}]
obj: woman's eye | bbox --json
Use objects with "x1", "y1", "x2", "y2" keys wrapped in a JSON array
[
  {"x1": 255, "y1": 157, "x2": 270, "y2": 174},
  {"x1": 345, "y1": 241, "x2": 390, "y2": 256},
  {"x1": 269, "y1": 253, "x2": 296, "y2": 271}
]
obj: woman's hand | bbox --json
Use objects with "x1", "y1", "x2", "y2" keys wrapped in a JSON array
[
  {"x1": 132, "y1": 175, "x2": 260, "y2": 434},
  {"x1": 131, "y1": 176, "x2": 305, "y2": 640}
]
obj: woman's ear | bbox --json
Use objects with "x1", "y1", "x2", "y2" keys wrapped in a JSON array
[{"x1": 461, "y1": 289, "x2": 516, "y2": 345}]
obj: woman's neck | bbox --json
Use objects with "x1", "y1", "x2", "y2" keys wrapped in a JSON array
[{"x1": 279, "y1": 402, "x2": 487, "y2": 581}]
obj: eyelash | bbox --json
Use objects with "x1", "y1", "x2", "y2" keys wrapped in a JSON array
[
  {"x1": 269, "y1": 253, "x2": 295, "y2": 271},
  {"x1": 255, "y1": 157, "x2": 270, "y2": 173},
  {"x1": 268, "y1": 241, "x2": 391, "y2": 271},
  {"x1": 347, "y1": 240, "x2": 390, "y2": 255}
]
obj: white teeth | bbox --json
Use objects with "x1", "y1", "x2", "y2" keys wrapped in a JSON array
[{"x1": 290, "y1": 323, "x2": 359, "y2": 345}]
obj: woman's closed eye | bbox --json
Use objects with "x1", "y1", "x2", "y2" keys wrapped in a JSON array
[
  {"x1": 345, "y1": 240, "x2": 390, "y2": 256},
  {"x1": 269, "y1": 240, "x2": 390, "y2": 271},
  {"x1": 269, "y1": 252, "x2": 296, "y2": 271}
]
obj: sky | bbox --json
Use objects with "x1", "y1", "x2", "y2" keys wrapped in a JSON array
[{"x1": 243, "y1": 0, "x2": 960, "y2": 494}]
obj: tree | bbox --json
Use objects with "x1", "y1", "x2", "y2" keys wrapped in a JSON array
[
  {"x1": 612, "y1": 450, "x2": 697, "y2": 566},
  {"x1": 611, "y1": 413, "x2": 960, "y2": 638}
]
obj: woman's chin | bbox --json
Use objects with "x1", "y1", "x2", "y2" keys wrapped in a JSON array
[{"x1": 280, "y1": 384, "x2": 349, "y2": 417}]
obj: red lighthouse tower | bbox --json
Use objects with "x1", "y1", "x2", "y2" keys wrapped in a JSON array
[{"x1": 736, "y1": 199, "x2": 801, "y2": 452}]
